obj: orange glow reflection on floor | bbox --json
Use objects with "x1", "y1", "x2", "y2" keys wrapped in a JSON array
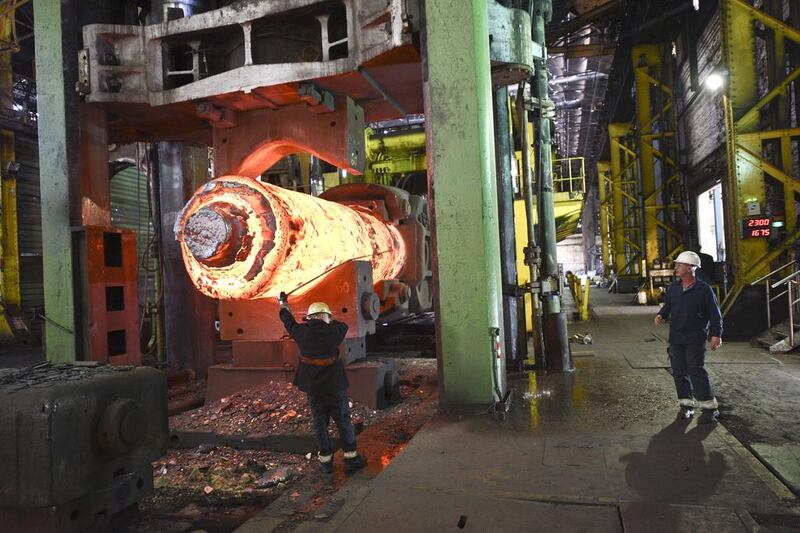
[{"x1": 175, "y1": 176, "x2": 406, "y2": 300}]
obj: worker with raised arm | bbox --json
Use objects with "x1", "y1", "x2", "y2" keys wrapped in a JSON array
[
  {"x1": 278, "y1": 291, "x2": 367, "y2": 473},
  {"x1": 654, "y1": 251, "x2": 723, "y2": 424}
]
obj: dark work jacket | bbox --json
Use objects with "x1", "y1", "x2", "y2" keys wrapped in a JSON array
[
  {"x1": 279, "y1": 307, "x2": 349, "y2": 396},
  {"x1": 657, "y1": 279, "x2": 723, "y2": 345}
]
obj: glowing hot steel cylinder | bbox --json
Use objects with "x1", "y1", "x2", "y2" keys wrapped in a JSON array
[{"x1": 175, "y1": 176, "x2": 406, "y2": 300}]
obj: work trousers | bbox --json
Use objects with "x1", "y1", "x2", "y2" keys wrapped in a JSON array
[
  {"x1": 307, "y1": 390, "x2": 357, "y2": 455},
  {"x1": 668, "y1": 342, "x2": 715, "y2": 402}
]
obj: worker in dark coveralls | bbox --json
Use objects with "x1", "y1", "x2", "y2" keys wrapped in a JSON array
[
  {"x1": 278, "y1": 292, "x2": 366, "y2": 473},
  {"x1": 654, "y1": 251, "x2": 723, "y2": 424}
]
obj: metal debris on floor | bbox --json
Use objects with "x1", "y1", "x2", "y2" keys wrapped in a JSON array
[
  {"x1": 122, "y1": 357, "x2": 438, "y2": 532},
  {"x1": 170, "y1": 381, "x2": 374, "y2": 438}
]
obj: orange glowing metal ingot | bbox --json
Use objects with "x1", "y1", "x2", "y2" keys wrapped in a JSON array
[{"x1": 175, "y1": 176, "x2": 406, "y2": 300}]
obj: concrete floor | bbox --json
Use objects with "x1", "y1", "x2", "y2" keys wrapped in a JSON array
[
  {"x1": 280, "y1": 288, "x2": 800, "y2": 532},
  {"x1": 5, "y1": 290, "x2": 799, "y2": 531}
]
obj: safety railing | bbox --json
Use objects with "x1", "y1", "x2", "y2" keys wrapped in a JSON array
[
  {"x1": 750, "y1": 259, "x2": 799, "y2": 332},
  {"x1": 553, "y1": 157, "x2": 586, "y2": 196},
  {"x1": 565, "y1": 271, "x2": 590, "y2": 321}
]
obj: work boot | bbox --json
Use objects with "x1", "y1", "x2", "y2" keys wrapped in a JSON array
[
  {"x1": 677, "y1": 405, "x2": 695, "y2": 420},
  {"x1": 343, "y1": 452, "x2": 366, "y2": 472},
  {"x1": 318, "y1": 453, "x2": 333, "y2": 474},
  {"x1": 698, "y1": 409, "x2": 719, "y2": 425}
]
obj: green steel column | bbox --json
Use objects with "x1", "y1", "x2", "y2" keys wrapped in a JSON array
[
  {"x1": 34, "y1": 0, "x2": 78, "y2": 361},
  {"x1": 532, "y1": 0, "x2": 572, "y2": 372},
  {"x1": 423, "y1": 0, "x2": 506, "y2": 404}
]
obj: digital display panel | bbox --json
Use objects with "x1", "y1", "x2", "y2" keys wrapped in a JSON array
[{"x1": 742, "y1": 217, "x2": 771, "y2": 238}]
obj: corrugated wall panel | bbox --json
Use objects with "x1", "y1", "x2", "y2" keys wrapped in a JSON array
[
  {"x1": 110, "y1": 166, "x2": 158, "y2": 309},
  {"x1": 15, "y1": 134, "x2": 44, "y2": 321}
]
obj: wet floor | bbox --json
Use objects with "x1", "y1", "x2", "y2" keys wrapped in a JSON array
[{"x1": 320, "y1": 288, "x2": 800, "y2": 532}]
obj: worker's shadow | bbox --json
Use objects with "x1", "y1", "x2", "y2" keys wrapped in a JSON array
[{"x1": 620, "y1": 419, "x2": 727, "y2": 530}]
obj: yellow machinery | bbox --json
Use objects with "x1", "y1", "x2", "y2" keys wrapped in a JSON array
[
  {"x1": 359, "y1": 125, "x2": 585, "y2": 231},
  {"x1": 322, "y1": 125, "x2": 587, "y2": 333},
  {"x1": 363, "y1": 127, "x2": 427, "y2": 185},
  {"x1": 598, "y1": 44, "x2": 685, "y2": 301}
]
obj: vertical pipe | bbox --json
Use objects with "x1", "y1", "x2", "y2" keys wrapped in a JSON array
[
  {"x1": 493, "y1": 87, "x2": 522, "y2": 367},
  {"x1": 532, "y1": 0, "x2": 572, "y2": 371},
  {"x1": 149, "y1": 145, "x2": 166, "y2": 363},
  {"x1": 765, "y1": 280, "x2": 771, "y2": 330},
  {"x1": 517, "y1": 85, "x2": 545, "y2": 369},
  {"x1": 788, "y1": 281, "x2": 794, "y2": 347}
]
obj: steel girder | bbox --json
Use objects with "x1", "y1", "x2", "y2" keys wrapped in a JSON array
[
  {"x1": 0, "y1": 12, "x2": 19, "y2": 341},
  {"x1": 632, "y1": 45, "x2": 683, "y2": 267},
  {"x1": 602, "y1": 46, "x2": 684, "y2": 290},
  {"x1": 597, "y1": 160, "x2": 613, "y2": 274},
  {"x1": 720, "y1": 0, "x2": 800, "y2": 313},
  {"x1": 608, "y1": 122, "x2": 643, "y2": 277}
]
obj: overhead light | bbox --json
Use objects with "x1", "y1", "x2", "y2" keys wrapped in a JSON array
[
  {"x1": 704, "y1": 72, "x2": 725, "y2": 92},
  {"x1": 693, "y1": 0, "x2": 701, "y2": 10}
]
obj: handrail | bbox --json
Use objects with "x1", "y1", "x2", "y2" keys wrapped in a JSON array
[
  {"x1": 771, "y1": 268, "x2": 800, "y2": 289},
  {"x1": 750, "y1": 259, "x2": 798, "y2": 330},
  {"x1": 750, "y1": 259, "x2": 797, "y2": 285}
]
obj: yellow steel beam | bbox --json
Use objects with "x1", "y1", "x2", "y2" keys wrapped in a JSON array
[
  {"x1": 0, "y1": 10, "x2": 18, "y2": 340},
  {"x1": 737, "y1": 144, "x2": 800, "y2": 192},
  {"x1": 0, "y1": 0, "x2": 30, "y2": 21},
  {"x1": 721, "y1": 0, "x2": 765, "y2": 289},
  {"x1": 609, "y1": 123, "x2": 634, "y2": 275},
  {"x1": 735, "y1": 67, "x2": 800, "y2": 131},
  {"x1": 737, "y1": 128, "x2": 800, "y2": 142},
  {"x1": 641, "y1": 173, "x2": 680, "y2": 204},
  {"x1": 641, "y1": 132, "x2": 675, "y2": 139},
  {"x1": 781, "y1": 133, "x2": 795, "y2": 234},
  {"x1": 719, "y1": 0, "x2": 800, "y2": 311},
  {"x1": 723, "y1": 225, "x2": 800, "y2": 314},
  {"x1": 730, "y1": 0, "x2": 800, "y2": 44},
  {"x1": 607, "y1": 180, "x2": 639, "y2": 204},
  {"x1": 637, "y1": 70, "x2": 673, "y2": 94},
  {"x1": 597, "y1": 161, "x2": 613, "y2": 272},
  {"x1": 632, "y1": 44, "x2": 682, "y2": 272}
]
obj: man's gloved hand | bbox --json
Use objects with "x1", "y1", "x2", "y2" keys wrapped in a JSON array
[{"x1": 278, "y1": 291, "x2": 289, "y2": 307}]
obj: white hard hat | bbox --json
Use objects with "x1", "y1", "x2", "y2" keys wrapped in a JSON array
[
  {"x1": 674, "y1": 251, "x2": 701, "y2": 267},
  {"x1": 305, "y1": 302, "x2": 332, "y2": 318}
]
